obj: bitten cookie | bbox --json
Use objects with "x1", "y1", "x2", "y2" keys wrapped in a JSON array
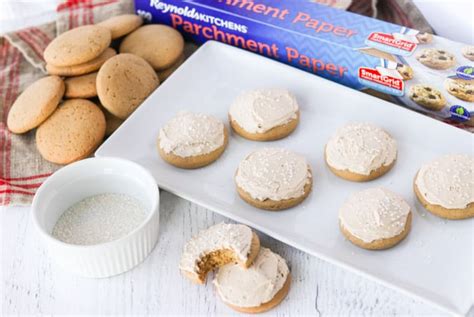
[
  {"x1": 46, "y1": 48, "x2": 116, "y2": 77},
  {"x1": 44, "y1": 25, "x2": 111, "y2": 67},
  {"x1": 325, "y1": 123, "x2": 397, "y2": 182},
  {"x1": 64, "y1": 72, "x2": 97, "y2": 98},
  {"x1": 416, "y1": 32, "x2": 433, "y2": 44},
  {"x1": 97, "y1": 14, "x2": 143, "y2": 39},
  {"x1": 97, "y1": 53, "x2": 159, "y2": 119},
  {"x1": 214, "y1": 247, "x2": 291, "y2": 314},
  {"x1": 414, "y1": 154, "x2": 474, "y2": 220},
  {"x1": 396, "y1": 64, "x2": 414, "y2": 80},
  {"x1": 7, "y1": 76, "x2": 65, "y2": 134},
  {"x1": 158, "y1": 111, "x2": 228, "y2": 169},
  {"x1": 229, "y1": 89, "x2": 299, "y2": 141},
  {"x1": 462, "y1": 46, "x2": 474, "y2": 61},
  {"x1": 119, "y1": 25, "x2": 184, "y2": 70},
  {"x1": 179, "y1": 223, "x2": 260, "y2": 284},
  {"x1": 444, "y1": 78, "x2": 474, "y2": 102},
  {"x1": 36, "y1": 99, "x2": 106, "y2": 164},
  {"x1": 416, "y1": 48, "x2": 456, "y2": 70},
  {"x1": 235, "y1": 148, "x2": 312, "y2": 211},
  {"x1": 339, "y1": 187, "x2": 412, "y2": 250},
  {"x1": 409, "y1": 84, "x2": 446, "y2": 111}
]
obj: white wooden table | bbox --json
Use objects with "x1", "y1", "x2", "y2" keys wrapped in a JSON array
[{"x1": 3, "y1": 190, "x2": 471, "y2": 316}]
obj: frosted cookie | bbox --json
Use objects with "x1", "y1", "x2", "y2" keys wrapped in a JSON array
[
  {"x1": 64, "y1": 72, "x2": 97, "y2": 99},
  {"x1": 409, "y1": 84, "x2": 446, "y2": 111},
  {"x1": 414, "y1": 154, "x2": 474, "y2": 220},
  {"x1": 120, "y1": 25, "x2": 184, "y2": 71},
  {"x1": 416, "y1": 48, "x2": 456, "y2": 70},
  {"x1": 444, "y1": 78, "x2": 474, "y2": 102},
  {"x1": 325, "y1": 123, "x2": 397, "y2": 182},
  {"x1": 396, "y1": 64, "x2": 413, "y2": 80},
  {"x1": 158, "y1": 111, "x2": 228, "y2": 169},
  {"x1": 214, "y1": 247, "x2": 290, "y2": 314},
  {"x1": 7, "y1": 76, "x2": 64, "y2": 134},
  {"x1": 339, "y1": 187, "x2": 412, "y2": 250},
  {"x1": 416, "y1": 32, "x2": 433, "y2": 44},
  {"x1": 44, "y1": 25, "x2": 111, "y2": 67},
  {"x1": 97, "y1": 14, "x2": 143, "y2": 39},
  {"x1": 462, "y1": 46, "x2": 474, "y2": 61},
  {"x1": 235, "y1": 148, "x2": 312, "y2": 211},
  {"x1": 179, "y1": 223, "x2": 260, "y2": 284},
  {"x1": 229, "y1": 89, "x2": 299, "y2": 141},
  {"x1": 97, "y1": 53, "x2": 159, "y2": 119},
  {"x1": 36, "y1": 99, "x2": 106, "y2": 164},
  {"x1": 157, "y1": 53, "x2": 185, "y2": 81},
  {"x1": 46, "y1": 47, "x2": 116, "y2": 77}
]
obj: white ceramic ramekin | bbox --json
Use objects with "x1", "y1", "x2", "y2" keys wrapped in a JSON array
[{"x1": 32, "y1": 157, "x2": 160, "y2": 278}]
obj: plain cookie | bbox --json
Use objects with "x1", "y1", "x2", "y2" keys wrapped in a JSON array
[
  {"x1": 409, "y1": 84, "x2": 447, "y2": 111},
  {"x1": 64, "y1": 72, "x2": 97, "y2": 98},
  {"x1": 36, "y1": 99, "x2": 106, "y2": 164},
  {"x1": 7, "y1": 76, "x2": 65, "y2": 134},
  {"x1": 97, "y1": 53, "x2": 159, "y2": 119},
  {"x1": 46, "y1": 47, "x2": 116, "y2": 77},
  {"x1": 44, "y1": 25, "x2": 111, "y2": 67},
  {"x1": 157, "y1": 53, "x2": 185, "y2": 81},
  {"x1": 119, "y1": 24, "x2": 184, "y2": 70},
  {"x1": 97, "y1": 14, "x2": 143, "y2": 39}
]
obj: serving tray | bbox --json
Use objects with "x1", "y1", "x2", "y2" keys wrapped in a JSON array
[{"x1": 96, "y1": 41, "x2": 473, "y2": 315}]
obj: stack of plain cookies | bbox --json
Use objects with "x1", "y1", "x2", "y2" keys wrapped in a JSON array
[{"x1": 7, "y1": 14, "x2": 185, "y2": 165}]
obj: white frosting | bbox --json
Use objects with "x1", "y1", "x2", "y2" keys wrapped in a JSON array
[
  {"x1": 179, "y1": 223, "x2": 253, "y2": 276},
  {"x1": 326, "y1": 123, "x2": 397, "y2": 175},
  {"x1": 339, "y1": 188, "x2": 410, "y2": 243},
  {"x1": 159, "y1": 111, "x2": 224, "y2": 157},
  {"x1": 214, "y1": 247, "x2": 289, "y2": 308},
  {"x1": 415, "y1": 154, "x2": 474, "y2": 209},
  {"x1": 235, "y1": 148, "x2": 311, "y2": 201},
  {"x1": 229, "y1": 89, "x2": 298, "y2": 134}
]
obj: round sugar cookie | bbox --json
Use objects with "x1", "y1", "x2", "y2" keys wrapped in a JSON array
[
  {"x1": 339, "y1": 187, "x2": 412, "y2": 250},
  {"x1": 325, "y1": 123, "x2": 397, "y2": 182},
  {"x1": 235, "y1": 148, "x2": 312, "y2": 211},
  {"x1": 64, "y1": 72, "x2": 97, "y2": 98},
  {"x1": 7, "y1": 76, "x2": 65, "y2": 134},
  {"x1": 214, "y1": 247, "x2": 291, "y2": 314},
  {"x1": 229, "y1": 89, "x2": 299, "y2": 141},
  {"x1": 414, "y1": 154, "x2": 474, "y2": 220},
  {"x1": 97, "y1": 14, "x2": 143, "y2": 39},
  {"x1": 119, "y1": 24, "x2": 184, "y2": 70},
  {"x1": 158, "y1": 111, "x2": 228, "y2": 169},
  {"x1": 180, "y1": 223, "x2": 260, "y2": 284},
  {"x1": 36, "y1": 99, "x2": 106, "y2": 164},
  {"x1": 97, "y1": 53, "x2": 159, "y2": 119},
  {"x1": 46, "y1": 48, "x2": 116, "y2": 77},
  {"x1": 44, "y1": 25, "x2": 111, "y2": 67}
]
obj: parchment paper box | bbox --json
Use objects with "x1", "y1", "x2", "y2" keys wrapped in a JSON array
[{"x1": 135, "y1": 0, "x2": 474, "y2": 128}]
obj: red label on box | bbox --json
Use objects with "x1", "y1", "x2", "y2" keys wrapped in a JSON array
[
  {"x1": 367, "y1": 32, "x2": 417, "y2": 52},
  {"x1": 358, "y1": 67, "x2": 404, "y2": 91}
]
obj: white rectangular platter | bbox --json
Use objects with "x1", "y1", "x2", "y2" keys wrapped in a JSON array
[{"x1": 96, "y1": 41, "x2": 473, "y2": 315}]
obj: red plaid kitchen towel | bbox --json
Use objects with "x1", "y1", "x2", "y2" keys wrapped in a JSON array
[{"x1": 0, "y1": 0, "x2": 437, "y2": 206}]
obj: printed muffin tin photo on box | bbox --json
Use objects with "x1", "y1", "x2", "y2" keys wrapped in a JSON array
[{"x1": 135, "y1": 0, "x2": 474, "y2": 130}]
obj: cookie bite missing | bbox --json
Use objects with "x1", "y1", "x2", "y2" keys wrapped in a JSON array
[
  {"x1": 339, "y1": 187, "x2": 412, "y2": 250},
  {"x1": 158, "y1": 111, "x2": 228, "y2": 169},
  {"x1": 179, "y1": 223, "x2": 260, "y2": 284},
  {"x1": 414, "y1": 154, "x2": 474, "y2": 220},
  {"x1": 325, "y1": 123, "x2": 397, "y2": 182},
  {"x1": 229, "y1": 89, "x2": 299, "y2": 141},
  {"x1": 235, "y1": 148, "x2": 312, "y2": 211},
  {"x1": 214, "y1": 247, "x2": 291, "y2": 314}
]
